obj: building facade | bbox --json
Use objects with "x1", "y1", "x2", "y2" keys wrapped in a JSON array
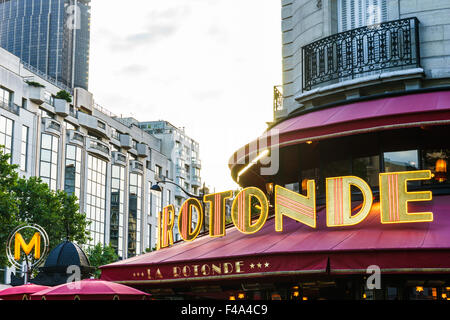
[
  {"x1": 0, "y1": 0, "x2": 90, "y2": 90},
  {"x1": 138, "y1": 120, "x2": 202, "y2": 242},
  {"x1": 97, "y1": 1, "x2": 450, "y2": 301},
  {"x1": 228, "y1": 0, "x2": 450, "y2": 300},
  {"x1": 0, "y1": 45, "x2": 202, "y2": 284}
]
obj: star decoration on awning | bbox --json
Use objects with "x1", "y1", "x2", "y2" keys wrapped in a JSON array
[{"x1": 249, "y1": 262, "x2": 270, "y2": 269}]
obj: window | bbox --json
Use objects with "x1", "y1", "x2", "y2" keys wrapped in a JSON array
[
  {"x1": 110, "y1": 165, "x2": 125, "y2": 258},
  {"x1": 152, "y1": 187, "x2": 162, "y2": 217},
  {"x1": 128, "y1": 172, "x2": 142, "y2": 257},
  {"x1": 64, "y1": 145, "x2": 82, "y2": 201},
  {"x1": 40, "y1": 133, "x2": 59, "y2": 190},
  {"x1": 20, "y1": 126, "x2": 29, "y2": 171},
  {"x1": 0, "y1": 87, "x2": 11, "y2": 106},
  {"x1": 155, "y1": 164, "x2": 162, "y2": 178},
  {"x1": 338, "y1": 0, "x2": 387, "y2": 32},
  {"x1": 86, "y1": 155, "x2": 107, "y2": 247},
  {"x1": 422, "y1": 149, "x2": 450, "y2": 185},
  {"x1": 0, "y1": 116, "x2": 13, "y2": 160},
  {"x1": 353, "y1": 155, "x2": 380, "y2": 187},
  {"x1": 383, "y1": 150, "x2": 419, "y2": 172}
]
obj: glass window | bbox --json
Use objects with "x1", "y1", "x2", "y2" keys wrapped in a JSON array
[
  {"x1": 0, "y1": 115, "x2": 13, "y2": 161},
  {"x1": 20, "y1": 125, "x2": 29, "y2": 171},
  {"x1": 64, "y1": 145, "x2": 82, "y2": 202},
  {"x1": 128, "y1": 172, "x2": 142, "y2": 257},
  {"x1": 86, "y1": 155, "x2": 107, "y2": 248},
  {"x1": 422, "y1": 149, "x2": 450, "y2": 185},
  {"x1": 110, "y1": 164, "x2": 125, "y2": 258},
  {"x1": 383, "y1": 150, "x2": 419, "y2": 172},
  {"x1": 39, "y1": 133, "x2": 59, "y2": 190},
  {"x1": 353, "y1": 155, "x2": 380, "y2": 187}
]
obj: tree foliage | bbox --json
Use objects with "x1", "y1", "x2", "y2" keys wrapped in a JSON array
[
  {"x1": 0, "y1": 147, "x2": 90, "y2": 266},
  {"x1": 86, "y1": 243, "x2": 119, "y2": 278}
]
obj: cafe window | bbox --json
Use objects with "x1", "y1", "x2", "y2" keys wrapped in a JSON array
[
  {"x1": 383, "y1": 150, "x2": 419, "y2": 172},
  {"x1": 422, "y1": 149, "x2": 450, "y2": 185},
  {"x1": 300, "y1": 168, "x2": 320, "y2": 194},
  {"x1": 353, "y1": 155, "x2": 380, "y2": 187}
]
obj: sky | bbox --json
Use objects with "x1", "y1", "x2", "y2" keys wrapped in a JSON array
[{"x1": 89, "y1": 0, "x2": 282, "y2": 191}]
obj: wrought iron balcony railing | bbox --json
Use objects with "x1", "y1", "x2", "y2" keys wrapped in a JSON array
[
  {"x1": 273, "y1": 85, "x2": 283, "y2": 115},
  {"x1": 302, "y1": 17, "x2": 420, "y2": 91}
]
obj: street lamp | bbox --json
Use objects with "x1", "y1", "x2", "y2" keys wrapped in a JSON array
[
  {"x1": 151, "y1": 180, "x2": 208, "y2": 234},
  {"x1": 150, "y1": 180, "x2": 202, "y2": 200}
]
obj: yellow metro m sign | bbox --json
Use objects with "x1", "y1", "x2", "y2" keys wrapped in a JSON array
[
  {"x1": 14, "y1": 232, "x2": 41, "y2": 260},
  {"x1": 6, "y1": 224, "x2": 49, "y2": 270}
]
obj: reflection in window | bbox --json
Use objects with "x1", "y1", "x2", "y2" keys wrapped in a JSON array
[
  {"x1": 64, "y1": 145, "x2": 82, "y2": 201},
  {"x1": 86, "y1": 155, "x2": 107, "y2": 247},
  {"x1": 321, "y1": 159, "x2": 351, "y2": 194},
  {"x1": 40, "y1": 133, "x2": 59, "y2": 190},
  {"x1": 384, "y1": 150, "x2": 419, "y2": 172},
  {"x1": 353, "y1": 155, "x2": 380, "y2": 187},
  {"x1": 284, "y1": 182, "x2": 300, "y2": 193},
  {"x1": 128, "y1": 172, "x2": 142, "y2": 257},
  {"x1": 422, "y1": 149, "x2": 449, "y2": 184},
  {"x1": 0, "y1": 116, "x2": 13, "y2": 161},
  {"x1": 110, "y1": 165, "x2": 125, "y2": 258},
  {"x1": 300, "y1": 168, "x2": 320, "y2": 194}
]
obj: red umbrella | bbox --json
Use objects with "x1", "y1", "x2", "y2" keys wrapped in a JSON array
[
  {"x1": 0, "y1": 283, "x2": 51, "y2": 300},
  {"x1": 31, "y1": 279, "x2": 150, "y2": 300}
]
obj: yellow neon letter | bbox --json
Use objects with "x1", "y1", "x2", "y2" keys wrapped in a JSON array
[
  {"x1": 379, "y1": 170, "x2": 433, "y2": 224},
  {"x1": 275, "y1": 181, "x2": 316, "y2": 230},
  {"x1": 157, "y1": 205, "x2": 175, "y2": 249},
  {"x1": 14, "y1": 232, "x2": 41, "y2": 260},
  {"x1": 231, "y1": 187, "x2": 268, "y2": 234},
  {"x1": 178, "y1": 198, "x2": 204, "y2": 241},
  {"x1": 203, "y1": 191, "x2": 233, "y2": 237},
  {"x1": 326, "y1": 176, "x2": 373, "y2": 227}
]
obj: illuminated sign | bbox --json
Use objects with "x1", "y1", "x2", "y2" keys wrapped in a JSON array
[
  {"x1": 6, "y1": 224, "x2": 49, "y2": 270},
  {"x1": 157, "y1": 170, "x2": 434, "y2": 249}
]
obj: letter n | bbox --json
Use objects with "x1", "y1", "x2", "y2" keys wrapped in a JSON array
[{"x1": 275, "y1": 181, "x2": 316, "y2": 230}]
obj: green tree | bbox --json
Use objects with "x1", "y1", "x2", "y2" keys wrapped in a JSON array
[
  {"x1": 86, "y1": 243, "x2": 119, "y2": 278},
  {"x1": 0, "y1": 146, "x2": 90, "y2": 266}
]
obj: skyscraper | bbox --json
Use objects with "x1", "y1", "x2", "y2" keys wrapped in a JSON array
[{"x1": 0, "y1": 0, "x2": 90, "y2": 90}]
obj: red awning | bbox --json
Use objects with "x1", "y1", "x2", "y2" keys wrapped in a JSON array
[
  {"x1": 100, "y1": 195, "x2": 450, "y2": 285},
  {"x1": 230, "y1": 90, "x2": 450, "y2": 171}
]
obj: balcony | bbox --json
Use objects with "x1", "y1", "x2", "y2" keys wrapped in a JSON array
[
  {"x1": 54, "y1": 98, "x2": 70, "y2": 117},
  {"x1": 43, "y1": 118, "x2": 61, "y2": 136},
  {"x1": 302, "y1": 17, "x2": 420, "y2": 92},
  {"x1": 78, "y1": 112, "x2": 109, "y2": 138},
  {"x1": 136, "y1": 142, "x2": 149, "y2": 157},
  {"x1": 87, "y1": 138, "x2": 110, "y2": 160},
  {"x1": 130, "y1": 160, "x2": 144, "y2": 174},
  {"x1": 191, "y1": 157, "x2": 202, "y2": 169},
  {"x1": 112, "y1": 151, "x2": 127, "y2": 166},
  {"x1": 0, "y1": 100, "x2": 20, "y2": 116},
  {"x1": 191, "y1": 175, "x2": 201, "y2": 187},
  {"x1": 119, "y1": 134, "x2": 132, "y2": 149},
  {"x1": 28, "y1": 86, "x2": 46, "y2": 105},
  {"x1": 175, "y1": 165, "x2": 187, "y2": 178},
  {"x1": 67, "y1": 130, "x2": 85, "y2": 147}
]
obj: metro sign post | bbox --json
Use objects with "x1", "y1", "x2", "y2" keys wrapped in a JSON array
[
  {"x1": 157, "y1": 170, "x2": 434, "y2": 249},
  {"x1": 6, "y1": 224, "x2": 49, "y2": 284}
]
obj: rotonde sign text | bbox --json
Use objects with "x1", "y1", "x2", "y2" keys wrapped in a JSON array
[{"x1": 157, "y1": 170, "x2": 434, "y2": 249}]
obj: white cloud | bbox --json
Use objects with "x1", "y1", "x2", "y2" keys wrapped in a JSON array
[{"x1": 89, "y1": 0, "x2": 281, "y2": 190}]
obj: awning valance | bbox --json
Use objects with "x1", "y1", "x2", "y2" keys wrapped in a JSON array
[{"x1": 229, "y1": 90, "x2": 450, "y2": 179}]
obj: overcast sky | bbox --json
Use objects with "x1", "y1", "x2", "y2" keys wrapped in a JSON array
[{"x1": 89, "y1": 0, "x2": 282, "y2": 191}]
